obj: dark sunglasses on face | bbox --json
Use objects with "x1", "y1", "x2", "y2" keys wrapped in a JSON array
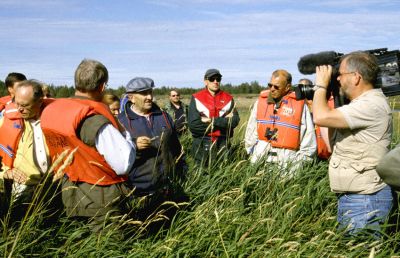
[
  {"x1": 268, "y1": 83, "x2": 281, "y2": 90},
  {"x1": 208, "y1": 76, "x2": 222, "y2": 82},
  {"x1": 171, "y1": 94, "x2": 180, "y2": 97}
]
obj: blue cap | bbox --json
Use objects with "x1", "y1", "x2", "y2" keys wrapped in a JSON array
[{"x1": 125, "y1": 77, "x2": 155, "y2": 93}]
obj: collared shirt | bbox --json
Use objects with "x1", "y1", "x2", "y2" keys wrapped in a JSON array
[
  {"x1": 29, "y1": 119, "x2": 48, "y2": 173},
  {"x1": 0, "y1": 119, "x2": 48, "y2": 185}
]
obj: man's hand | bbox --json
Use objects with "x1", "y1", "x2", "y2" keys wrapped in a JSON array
[
  {"x1": 136, "y1": 136, "x2": 152, "y2": 150},
  {"x1": 201, "y1": 117, "x2": 211, "y2": 123},
  {"x1": 315, "y1": 65, "x2": 333, "y2": 87},
  {"x1": 3, "y1": 168, "x2": 27, "y2": 184},
  {"x1": 225, "y1": 112, "x2": 234, "y2": 118}
]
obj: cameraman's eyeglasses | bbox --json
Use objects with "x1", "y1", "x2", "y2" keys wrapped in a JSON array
[
  {"x1": 268, "y1": 83, "x2": 281, "y2": 90},
  {"x1": 207, "y1": 76, "x2": 222, "y2": 82},
  {"x1": 338, "y1": 71, "x2": 356, "y2": 77}
]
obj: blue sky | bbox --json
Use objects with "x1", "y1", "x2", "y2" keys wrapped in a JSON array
[{"x1": 1, "y1": 0, "x2": 399, "y2": 89}]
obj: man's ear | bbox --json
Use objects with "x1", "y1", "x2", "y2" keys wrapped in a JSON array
[
  {"x1": 354, "y1": 72, "x2": 362, "y2": 86},
  {"x1": 286, "y1": 83, "x2": 292, "y2": 93},
  {"x1": 128, "y1": 94, "x2": 135, "y2": 104},
  {"x1": 99, "y1": 82, "x2": 106, "y2": 93}
]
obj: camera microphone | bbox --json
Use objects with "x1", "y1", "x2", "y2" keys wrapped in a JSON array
[{"x1": 297, "y1": 51, "x2": 342, "y2": 75}]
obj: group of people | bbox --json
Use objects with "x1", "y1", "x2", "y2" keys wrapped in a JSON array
[
  {"x1": 243, "y1": 52, "x2": 396, "y2": 236},
  {"x1": 0, "y1": 51, "x2": 397, "y2": 237}
]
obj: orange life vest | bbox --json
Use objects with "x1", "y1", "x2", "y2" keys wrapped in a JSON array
[
  {"x1": 315, "y1": 97, "x2": 334, "y2": 159},
  {"x1": 0, "y1": 102, "x2": 23, "y2": 168},
  {"x1": 40, "y1": 98, "x2": 127, "y2": 186},
  {"x1": 256, "y1": 90, "x2": 305, "y2": 150},
  {"x1": 0, "y1": 95, "x2": 12, "y2": 112},
  {"x1": 316, "y1": 126, "x2": 330, "y2": 159},
  {"x1": 0, "y1": 99, "x2": 54, "y2": 168}
]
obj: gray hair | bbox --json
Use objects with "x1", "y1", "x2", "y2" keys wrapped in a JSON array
[
  {"x1": 74, "y1": 59, "x2": 108, "y2": 92},
  {"x1": 341, "y1": 51, "x2": 379, "y2": 86}
]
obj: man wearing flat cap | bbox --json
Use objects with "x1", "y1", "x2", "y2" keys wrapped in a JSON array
[
  {"x1": 118, "y1": 77, "x2": 187, "y2": 223},
  {"x1": 188, "y1": 69, "x2": 240, "y2": 166}
]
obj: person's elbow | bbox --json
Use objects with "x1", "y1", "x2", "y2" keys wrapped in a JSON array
[{"x1": 313, "y1": 111, "x2": 328, "y2": 127}]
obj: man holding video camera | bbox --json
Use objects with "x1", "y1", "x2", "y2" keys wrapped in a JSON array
[{"x1": 313, "y1": 51, "x2": 393, "y2": 236}]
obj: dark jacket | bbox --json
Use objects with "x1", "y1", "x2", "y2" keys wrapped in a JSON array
[
  {"x1": 164, "y1": 101, "x2": 188, "y2": 134},
  {"x1": 118, "y1": 102, "x2": 185, "y2": 194}
]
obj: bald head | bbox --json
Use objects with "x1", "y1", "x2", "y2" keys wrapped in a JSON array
[
  {"x1": 14, "y1": 80, "x2": 44, "y2": 120},
  {"x1": 269, "y1": 69, "x2": 292, "y2": 100}
]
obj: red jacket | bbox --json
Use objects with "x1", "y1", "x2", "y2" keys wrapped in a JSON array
[
  {"x1": 192, "y1": 88, "x2": 235, "y2": 140},
  {"x1": 256, "y1": 90, "x2": 305, "y2": 150},
  {"x1": 40, "y1": 98, "x2": 126, "y2": 185}
]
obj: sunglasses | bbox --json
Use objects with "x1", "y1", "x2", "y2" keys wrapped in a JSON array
[
  {"x1": 171, "y1": 94, "x2": 180, "y2": 97},
  {"x1": 268, "y1": 83, "x2": 281, "y2": 90},
  {"x1": 207, "y1": 76, "x2": 222, "y2": 82}
]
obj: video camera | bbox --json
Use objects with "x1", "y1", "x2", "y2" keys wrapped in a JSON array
[{"x1": 294, "y1": 48, "x2": 400, "y2": 107}]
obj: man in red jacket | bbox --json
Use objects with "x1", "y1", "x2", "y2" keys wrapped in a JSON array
[{"x1": 188, "y1": 69, "x2": 240, "y2": 166}]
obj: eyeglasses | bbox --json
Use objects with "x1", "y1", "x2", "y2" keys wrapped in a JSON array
[
  {"x1": 207, "y1": 76, "x2": 222, "y2": 82},
  {"x1": 267, "y1": 83, "x2": 281, "y2": 90},
  {"x1": 171, "y1": 94, "x2": 180, "y2": 97},
  {"x1": 338, "y1": 71, "x2": 355, "y2": 77}
]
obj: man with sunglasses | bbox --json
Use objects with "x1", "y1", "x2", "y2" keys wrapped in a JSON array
[
  {"x1": 188, "y1": 68, "x2": 240, "y2": 166},
  {"x1": 313, "y1": 52, "x2": 393, "y2": 236},
  {"x1": 164, "y1": 89, "x2": 188, "y2": 136},
  {"x1": 245, "y1": 69, "x2": 316, "y2": 173}
]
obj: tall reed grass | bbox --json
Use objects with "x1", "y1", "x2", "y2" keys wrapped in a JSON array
[{"x1": 0, "y1": 96, "x2": 399, "y2": 257}]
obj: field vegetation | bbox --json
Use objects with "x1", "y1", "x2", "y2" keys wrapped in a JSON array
[{"x1": 1, "y1": 93, "x2": 400, "y2": 257}]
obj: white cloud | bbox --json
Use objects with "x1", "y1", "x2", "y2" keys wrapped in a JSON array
[{"x1": 0, "y1": 1, "x2": 399, "y2": 87}]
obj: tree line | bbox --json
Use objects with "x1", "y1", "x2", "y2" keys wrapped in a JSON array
[{"x1": 0, "y1": 80, "x2": 264, "y2": 98}]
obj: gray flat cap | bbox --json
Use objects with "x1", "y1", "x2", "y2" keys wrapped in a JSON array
[
  {"x1": 204, "y1": 69, "x2": 222, "y2": 79},
  {"x1": 125, "y1": 77, "x2": 155, "y2": 93}
]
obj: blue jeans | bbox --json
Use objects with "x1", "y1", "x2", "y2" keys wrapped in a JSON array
[{"x1": 337, "y1": 185, "x2": 394, "y2": 236}]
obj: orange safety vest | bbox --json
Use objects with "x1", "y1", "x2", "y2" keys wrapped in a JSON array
[
  {"x1": 0, "y1": 102, "x2": 23, "y2": 167},
  {"x1": 40, "y1": 98, "x2": 127, "y2": 186},
  {"x1": 316, "y1": 126, "x2": 330, "y2": 160},
  {"x1": 0, "y1": 99, "x2": 54, "y2": 168},
  {"x1": 315, "y1": 97, "x2": 334, "y2": 159},
  {"x1": 0, "y1": 95, "x2": 12, "y2": 112},
  {"x1": 256, "y1": 90, "x2": 305, "y2": 150}
]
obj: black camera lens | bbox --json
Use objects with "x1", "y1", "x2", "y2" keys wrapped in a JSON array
[{"x1": 294, "y1": 84, "x2": 314, "y2": 100}]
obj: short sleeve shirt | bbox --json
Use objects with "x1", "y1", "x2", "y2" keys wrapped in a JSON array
[{"x1": 337, "y1": 89, "x2": 392, "y2": 144}]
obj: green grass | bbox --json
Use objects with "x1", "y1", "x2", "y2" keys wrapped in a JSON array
[{"x1": 1, "y1": 104, "x2": 400, "y2": 257}]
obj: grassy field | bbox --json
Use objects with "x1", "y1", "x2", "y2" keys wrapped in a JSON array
[{"x1": 1, "y1": 94, "x2": 400, "y2": 257}]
